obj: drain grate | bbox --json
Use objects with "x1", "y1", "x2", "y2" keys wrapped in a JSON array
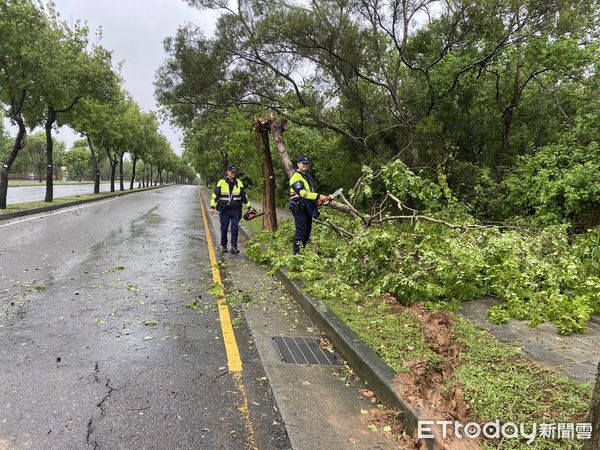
[{"x1": 271, "y1": 336, "x2": 339, "y2": 365}]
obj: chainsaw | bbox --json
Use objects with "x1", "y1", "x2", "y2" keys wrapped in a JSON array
[
  {"x1": 317, "y1": 187, "x2": 344, "y2": 206},
  {"x1": 243, "y1": 207, "x2": 264, "y2": 221}
]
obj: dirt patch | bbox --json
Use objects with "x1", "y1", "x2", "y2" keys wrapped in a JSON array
[
  {"x1": 391, "y1": 303, "x2": 480, "y2": 449},
  {"x1": 368, "y1": 405, "x2": 422, "y2": 449}
]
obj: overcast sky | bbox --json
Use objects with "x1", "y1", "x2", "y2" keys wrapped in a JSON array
[{"x1": 5, "y1": 0, "x2": 218, "y2": 155}]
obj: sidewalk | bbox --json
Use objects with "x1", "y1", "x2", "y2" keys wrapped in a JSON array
[
  {"x1": 459, "y1": 297, "x2": 599, "y2": 383},
  {"x1": 201, "y1": 189, "x2": 403, "y2": 449}
]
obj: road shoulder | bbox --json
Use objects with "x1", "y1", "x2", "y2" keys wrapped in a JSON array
[{"x1": 201, "y1": 188, "x2": 403, "y2": 449}]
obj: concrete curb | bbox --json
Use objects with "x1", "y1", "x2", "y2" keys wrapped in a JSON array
[
  {"x1": 0, "y1": 184, "x2": 174, "y2": 222},
  {"x1": 273, "y1": 269, "x2": 429, "y2": 444},
  {"x1": 209, "y1": 190, "x2": 441, "y2": 450}
]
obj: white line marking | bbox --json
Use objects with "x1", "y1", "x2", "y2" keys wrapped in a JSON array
[{"x1": 0, "y1": 197, "x2": 119, "y2": 228}]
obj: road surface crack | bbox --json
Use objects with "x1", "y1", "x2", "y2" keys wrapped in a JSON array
[{"x1": 86, "y1": 362, "x2": 117, "y2": 449}]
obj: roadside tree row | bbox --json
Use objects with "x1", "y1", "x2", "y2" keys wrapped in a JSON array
[{"x1": 0, "y1": 0, "x2": 194, "y2": 208}]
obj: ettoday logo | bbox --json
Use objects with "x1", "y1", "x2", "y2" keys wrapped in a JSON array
[{"x1": 418, "y1": 420, "x2": 593, "y2": 443}]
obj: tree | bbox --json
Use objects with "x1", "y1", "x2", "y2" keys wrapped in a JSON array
[
  {"x1": 17, "y1": 131, "x2": 46, "y2": 181},
  {"x1": 31, "y1": 5, "x2": 117, "y2": 202},
  {"x1": 63, "y1": 144, "x2": 91, "y2": 182},
  {"x1": 67, "y1": 89, "x2": 122, "y2": 194},
  {"x1": 157, "y1": 0, "x2": 599, "y2": 226},
  {"x1": 0, "y1": 118, "x2": 9, "y2": 158},
  {"x1": 128, "y1": 110, "x2": 158, "y2": 190},
  {"x1": 0, "y1": 0, "x2": 48, "y2": 208}
]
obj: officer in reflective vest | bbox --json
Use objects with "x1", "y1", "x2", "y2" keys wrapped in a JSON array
[
  {"x1": 210, "y1": 164, "x2": 251, "y2": 254},
  {"x1": 289, "y1": 155, "x2": 328, "y2": 254}
]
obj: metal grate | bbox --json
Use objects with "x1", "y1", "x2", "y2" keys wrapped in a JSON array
[{"x1": 271, "y1": 336, "x2": 339, "y2": 365}]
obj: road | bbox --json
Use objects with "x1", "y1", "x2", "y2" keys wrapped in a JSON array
[
  {"x1": 6, "y1": 183, "x2": 113, "y2": 204},
  {"x1": 0, "y1": 185, "x2": 289, "y2": 449}
]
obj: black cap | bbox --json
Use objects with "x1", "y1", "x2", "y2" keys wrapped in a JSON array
[
  {"x1": 297, "y1": 155, "x2": 310, "y2": 164},
  {"x1": 226, "y1": 165, "x2": 237, "y2": 173}
]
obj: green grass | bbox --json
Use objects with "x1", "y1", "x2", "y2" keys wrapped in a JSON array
[
  {"x1": 454, "y1": 318, "x2": 591, "y2": 450},
  {"x1": 310, "y1": 279, "x2": 441, "y2": 371},
  {"x1": 315, "y1": 279, "x2": 592, "y2": 449},
  {"x1": 242, "y1": 216, "x2": 265, "y2": 235}
]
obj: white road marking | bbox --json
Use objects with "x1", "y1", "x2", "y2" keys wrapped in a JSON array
[{"x1": 0, "y1": 197, "x2": 120, "y2": 228}]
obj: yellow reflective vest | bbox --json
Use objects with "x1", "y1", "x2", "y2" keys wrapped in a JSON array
[
  {"x1": 211, "y1": 177, "x2": 250, "y2": 211},
  {"x1": 289, "y1": 170, "x2": 319, "y2": 201}
]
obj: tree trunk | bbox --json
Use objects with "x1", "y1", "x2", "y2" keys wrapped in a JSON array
[
  {"x1": 44, "y1": 107, "x2": 57, "y2": 203},
  {"x1": 130, "y1": 156, "x2": 137, "y2": 190},
  {"x1": 585, "y1": 362, "x2": 600, "y2": 449},
  {"x1": 0, "y1": 116, "x2": 27, "y2": 209},
  {"x1": 253, "y1": 117, "x2": 278, "y2": 232},
  {"x1": 271, "y1": 118, "x2": 294, "y2": 178},
  {"x1": 119, "y1": 153, "x2": 124, "y2": 191},
  {"x1": 106, "y1": 148, "x2": 117, "y2": 193},
  {"x1": 110, "y1": 161, "x2": 116, "y2": 192},
  {"x1": 86, "y1": 135, "x2": 101, "y2": 194}
]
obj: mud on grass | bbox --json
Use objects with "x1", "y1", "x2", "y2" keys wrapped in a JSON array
[{"x1": 309, "y1": 282, "x2": 592, "y2": 449}]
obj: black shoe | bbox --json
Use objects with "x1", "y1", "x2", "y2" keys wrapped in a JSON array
[
  {"x1": 231, "y1": 247, "x2": 240, "y2": 254},
  {"x1": 221, "y1": 246, "x2": 228, "y2": 253}
]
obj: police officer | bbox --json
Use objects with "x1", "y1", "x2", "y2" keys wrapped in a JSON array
[
  {"x1": 210, "y1": 164, "x2": 251, "y2": 253},
  {"x1": 289, "y1": 155, "x2": 329, "y2": 254}
]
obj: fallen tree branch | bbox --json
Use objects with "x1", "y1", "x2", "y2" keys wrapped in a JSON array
[
  {"x1": 371, "y1": 214, "x2": 489, "y2": 229},
  {"x1": 326, "y1": 199, "x2": 361, "y2": 219},
  {"x1": 314, "y1": 218, "x2": 354, "y2": 240},
  {"x1": 386, "y1": 191, "x2": 419, "y2": 214}
]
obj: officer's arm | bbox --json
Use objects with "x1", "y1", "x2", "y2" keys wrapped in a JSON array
[
  {"x1": 210, "y1": 183, "x2": 221, "y2": 208},
  {"x1": 291, "y1": 180, "x2": 319, "y2": 201}
]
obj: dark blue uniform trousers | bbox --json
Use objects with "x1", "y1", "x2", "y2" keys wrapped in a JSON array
[
  {"x1": 293, "y1": 209, "x2": 313, "y2": 254},
  {"x1": 220, "y1": 208, "x2": 242, "y2": 248}
]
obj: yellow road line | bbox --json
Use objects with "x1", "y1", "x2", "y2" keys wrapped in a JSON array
[
  {"x1": 199, "y1": 192, "x2": 257, "y2": 449},
  {"x1": 234, "y1": 372, "x2": 258, "y2": 450},
  {"x1": 199, "y1": 193, "x2": 242, "y2": 372}
]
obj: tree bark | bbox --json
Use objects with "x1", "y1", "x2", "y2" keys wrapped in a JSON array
[
  {"x1": 585, "y1": 362, "x2": 600, "y2": 449},
  {"x1": 0, "y1": 115, "x2": 27, "y2": 209},
  {"x1": 105, "y1": 148, "x2": 117, "y2": 192},
  {"x1": 119, "y1": 153, "x2": 124, "y2": 191},
  {"x1": 130, "y1": 156, "x2": 137, "y2": 190},
  {"x1": 86, "y1": 135, "x2": 101, "y2": 194},
  {"x1": 271, "y1": 117, "x2": 294, "y2": 178},
  {"x1": 44, "y1": 107, "x2": 57, "y2": 203},
  {"x1": 253, "y1": 117, "x2": 278, "y2": 232},
  {"x1": 110, "y1": 162, "x2": 116, "y2": 192}
]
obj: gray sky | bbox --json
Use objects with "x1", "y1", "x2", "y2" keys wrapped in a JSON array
[{"x1": 5, "y1": 0, "x2": 218, "y2": 155}]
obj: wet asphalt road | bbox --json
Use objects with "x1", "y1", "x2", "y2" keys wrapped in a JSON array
[
  {"x1": 6, "y1": 183, "x2": 112, "y2": 204},
  {"x1": 0, "y1": 185, "x2": 289, "y2": 449}
]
